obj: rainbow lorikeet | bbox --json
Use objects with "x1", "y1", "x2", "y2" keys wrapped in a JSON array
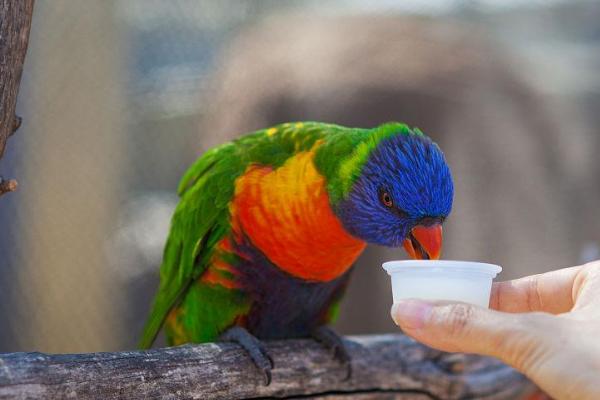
[{"x1": 140, "y1": 122, "x2": 453, "y2": 383}]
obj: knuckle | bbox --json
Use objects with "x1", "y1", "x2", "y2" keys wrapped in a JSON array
[
  {"x1": 574, "y1": 261, "x2": 600, "y2": 304},
  {"x1": 526, "y1": 276, "x2": 543, "y2": 311},
  {"x1": 440, "y1": 303, "x2": 475, "y2": 338}
]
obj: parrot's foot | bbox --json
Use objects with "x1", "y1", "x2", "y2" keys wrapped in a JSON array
[
  {"x1": 220, "y1": 326, "x2": 274, "y2": 386},
  {"x1": 311, "y1": 326, "x2": 352, "y2": 380}
]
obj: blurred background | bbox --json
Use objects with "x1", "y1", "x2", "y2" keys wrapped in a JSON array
[{"x1": 0, "y1": 0, "x2": 599, "y2": 353}]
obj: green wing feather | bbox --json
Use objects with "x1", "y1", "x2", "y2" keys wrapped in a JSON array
[{"x1": 139, "y1": 143, "x2": 238, "y2": 349}]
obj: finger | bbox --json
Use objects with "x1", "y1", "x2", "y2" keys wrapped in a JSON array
[
  {"x1": 391, "y1": 299, "x2": 557, "y2": 371},
  {"x1": 571, "y1": 260, "x2": 600, "y2": 312},
  {"x1": 490, "y1": 266, "x2": 582, "y2": 314}
]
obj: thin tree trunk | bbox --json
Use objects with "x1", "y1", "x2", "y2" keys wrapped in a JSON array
[{"x1": 0, "y1": 0, "x2": 34, "y2": 196}]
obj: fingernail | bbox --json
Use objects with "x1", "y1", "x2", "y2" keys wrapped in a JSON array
[{"x1": 391, "y1": 299, "x2": 433, "y2": 330}]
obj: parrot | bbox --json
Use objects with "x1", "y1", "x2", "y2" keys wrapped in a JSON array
[{"x1": 140, "y1": 121, "x2": 453, "y2": 384}]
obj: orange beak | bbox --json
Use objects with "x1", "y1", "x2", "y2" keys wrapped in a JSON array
[{"x1": 402, "y1": 224, "x2": 443, "y2": 260}]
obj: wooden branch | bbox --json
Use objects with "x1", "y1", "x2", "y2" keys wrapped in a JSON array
[
  {"x1": 0, "y1": 334, "x2": 536, "y2": 399},
  {"x1": 0, "y1": 0, "x2": 35, "y2": 196},
  {"x1": 0, "y1": 176, "x2": 17, "y2": 195}
]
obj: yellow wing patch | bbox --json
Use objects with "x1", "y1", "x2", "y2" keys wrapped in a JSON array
[{"x1": 266, "y1": 127, "x2": 277, "y2": 137}]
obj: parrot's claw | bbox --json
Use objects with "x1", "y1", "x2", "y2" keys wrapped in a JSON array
[
  {"x1": 311, "y1": 326, "x2": 352, "y2": 380},
  {"x1": 220, "y1": 326, "x2": 273, "y2": 385}
]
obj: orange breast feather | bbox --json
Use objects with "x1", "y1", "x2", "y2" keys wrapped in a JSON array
[{"x1": 231, "y1": 149, "x2": 366, "y2": 282}]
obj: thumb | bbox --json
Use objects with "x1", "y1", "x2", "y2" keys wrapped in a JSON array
[{"x1": 391, "y1": 299, "x2": 556, "y2": 371}]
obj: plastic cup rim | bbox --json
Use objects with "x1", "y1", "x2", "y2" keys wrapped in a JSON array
[{"x1": 382, "y1": 260, "x2": 502, "y2": 275}]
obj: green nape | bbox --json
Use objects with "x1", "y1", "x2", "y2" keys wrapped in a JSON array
[{"x1": 314, "y1": 122, "x2": 421, "y2": 205}]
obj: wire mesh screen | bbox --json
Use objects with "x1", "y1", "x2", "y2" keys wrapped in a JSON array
[{"x1": 1, "y1": 0, "x2": 599, "y2": 353}]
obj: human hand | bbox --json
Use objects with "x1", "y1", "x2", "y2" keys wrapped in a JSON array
[{"x1": 390, "y1": 261, "x2": 600, "y2": 400}]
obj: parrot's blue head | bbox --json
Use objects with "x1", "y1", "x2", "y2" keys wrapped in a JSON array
[{"x1": 335, "y1": 125, "x2": 453, "y2": 259}]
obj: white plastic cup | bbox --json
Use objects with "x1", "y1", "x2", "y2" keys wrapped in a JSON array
[{"x1": 382, "y1": 260, "x2": 502, "y2": 308}]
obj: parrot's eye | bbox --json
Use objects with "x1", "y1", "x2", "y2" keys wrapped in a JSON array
[{"x1": 379, "y1": 190, "x2": 393, "y2": 208}]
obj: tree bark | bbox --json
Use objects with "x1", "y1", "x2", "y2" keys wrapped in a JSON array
[
  {"x1": 0, "y1": 0, "x2": 34, "y2": 196},
  {"x1": 0, "y1": 334, "x2": 537, "y2": 399}
]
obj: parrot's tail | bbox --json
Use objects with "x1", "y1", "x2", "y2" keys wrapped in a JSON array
[
  {"x1": 139, "y1": 298, "x2": 169, "y2": 349},
  {"x1": 139, "y1": 276, "x2": 188, "y2": 349}
]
